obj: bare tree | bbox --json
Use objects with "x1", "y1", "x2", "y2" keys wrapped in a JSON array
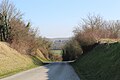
[
  {"x1": 74, "y1": 14, "x2": 120, "y2": 47},
  {"x1": 105, "y1": 20, "x2": 120, "y2": 38},
  {"x1": 0, "y1": 0, "x2": 22, "y2": 21}
]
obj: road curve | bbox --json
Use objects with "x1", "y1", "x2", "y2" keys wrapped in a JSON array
[{"x1": 1, "y1": 62, "x2": 80, "y2": 80}]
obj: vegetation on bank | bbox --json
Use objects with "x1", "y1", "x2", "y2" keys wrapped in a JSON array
[
  {"x1": 63, "y1": 14, "x2": 120, "y2": 61},
  {"x1": 0, "y1": 0, "x2": 52, "y2": 60},
  {"x1": 62, "y1": 14, "x2": 120, "y2": 79},
  {"x1": 72, "y1": 42, "x2": 120, "y2": 80},
  {"x1": 0, "y1": 0, "x2": 54, "y2": 78}
]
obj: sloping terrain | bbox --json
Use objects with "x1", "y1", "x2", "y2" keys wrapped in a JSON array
[
  {"x1": 72, "y1": 42, "x2": 120, "y2": 80},
  {"x1": 0, "y1": 42, "x2": 42, "y2": 78},
  {"x1": 36, "y1": 49, "x2": 48, "y2": 61}
]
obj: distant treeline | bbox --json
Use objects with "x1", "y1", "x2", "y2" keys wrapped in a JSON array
[{"x1": 50, "y1": 38, "x2": 69, "y2": 50}]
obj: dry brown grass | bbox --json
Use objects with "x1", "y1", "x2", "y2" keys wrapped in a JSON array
[
  {"x1": 0, "y1": 42, "x2": 38, "y2": 78},
  {"x1": 36, "y1": 49, "x2": 48, "y2": 61},
  {"x1": 99, "y1": 38, "x2": 120, "y2": 43}
]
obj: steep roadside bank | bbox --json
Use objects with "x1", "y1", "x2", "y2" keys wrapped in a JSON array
[
  {"x1": 72, "y1": 42, "x2": 120, "y2": 80},
  {"x1": 0, "y1": 42, "x2": 43, "y2": 79}
]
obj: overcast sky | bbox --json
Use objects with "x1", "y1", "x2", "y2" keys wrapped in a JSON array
[{"x1": 12, "y1": 0, "x2": 120, "y2": 38}]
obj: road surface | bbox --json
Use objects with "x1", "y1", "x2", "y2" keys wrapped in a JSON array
[{"x1": 1, "y1": 62, "x2": 80, "y2": 80}]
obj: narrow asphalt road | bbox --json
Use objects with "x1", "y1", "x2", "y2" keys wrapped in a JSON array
[{"x1": 1, "y1": 62, "x2": 80, "y2": 80}]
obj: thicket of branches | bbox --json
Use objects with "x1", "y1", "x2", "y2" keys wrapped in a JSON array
[
  {"x1": 0, "y1": 0, "x2": 51, "y2": 59},
  {"x1": 63, "y1": 14, "x2": 120, "y2": 61},
  {"x1": 74, "y1": 15, "x2": 120, "y2": 46}
]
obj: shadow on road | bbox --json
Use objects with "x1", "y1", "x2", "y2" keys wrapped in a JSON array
[
  {"x1": 0, "y1": 61, "x2": 79, "y2": 80},
  {"x1": 43, "y1": 62, "x2": 80, "y2": 80}
]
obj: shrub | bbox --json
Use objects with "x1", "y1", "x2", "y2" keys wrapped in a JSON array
[{"x1": 62, "y1": 39, "x2": 83, "y2": 61}]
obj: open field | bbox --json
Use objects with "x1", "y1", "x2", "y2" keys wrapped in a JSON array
[
  {"x1": 72, "y1": 42, "x2": 120, "y2": 80},
  {"x1": 50, "y1": 50, "x2": 63, "y2": 55}
]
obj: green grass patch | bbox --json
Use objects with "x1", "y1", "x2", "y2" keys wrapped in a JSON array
[
  {"x1": 50, "y1": 50, "x2": 63, "y2": 55},
  {"x1": 72, "y1": 42, "x2": 120, "y2": 80}
]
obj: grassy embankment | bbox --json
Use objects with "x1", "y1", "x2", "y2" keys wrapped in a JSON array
[
  {"x1": 72, "y1": 42, "x2": 120, "y2": 80},
  {"x1": 0, "y1": 42, "x2": 46, "y2": 79}
]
